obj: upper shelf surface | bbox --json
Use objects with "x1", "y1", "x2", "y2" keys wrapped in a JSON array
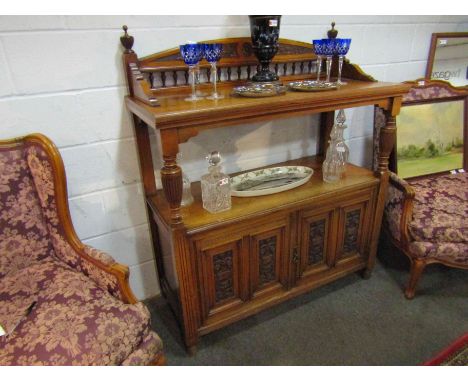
[{"x1": 125, "y1": 79, "x2": 411, "y2": 131}]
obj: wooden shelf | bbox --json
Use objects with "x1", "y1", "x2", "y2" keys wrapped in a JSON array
[
  {"x1": 147, "y1": 155, "x2": 379, "y2": 234},
  {"x1": 126, "y1": 79, "x2": 411, "y2": 132}
]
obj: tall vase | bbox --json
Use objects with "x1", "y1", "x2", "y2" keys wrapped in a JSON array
[{"x1": 249, "y1": 15, "x2": 281, "y2": 82}]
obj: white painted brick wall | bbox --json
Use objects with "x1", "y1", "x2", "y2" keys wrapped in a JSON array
[{"x1": 1, "y1": 15, "x2": 467, "y2": 300}]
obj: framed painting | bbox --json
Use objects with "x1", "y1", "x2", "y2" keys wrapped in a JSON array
[
  {"x1": 395, "y1": 79, "x2": 467, "y2": 179},
  {"x1": 374, "y1": 79, "x2": 468, "y2": 179}
]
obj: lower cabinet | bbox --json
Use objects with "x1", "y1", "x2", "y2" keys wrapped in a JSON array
[
  {"x1": 297, "y1": 190, "x2": 374, "y2": 283},
  {"x1": 191, "y1": 187, "x2": 376, "y2": 327},
  {"x1": 193, "y1": 213, "x2": 291, "y2": 322}
]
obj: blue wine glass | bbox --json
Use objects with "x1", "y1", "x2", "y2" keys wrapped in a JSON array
[
  {"x1": 180, "y1": 43, "x2": 204, "y2": 101},
  {"x1": 204, "y1": 43, "x2": 224, "y2": 100},
  {"x1": 312, "y1": 39, "x2": 325, "y2": 83},
  {"x1": 322, "y1": 38, "x2": 336, "y2": 84},
  {"x1": 334, "y1": 38, "x2": 352, "y2": 85}
]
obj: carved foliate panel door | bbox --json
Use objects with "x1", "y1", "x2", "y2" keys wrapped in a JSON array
[
  {"x1": 197, "y1": 239, "x2": 247, "y2": 319},
  {"x1": 298, "y1": 207, "x2": 336, "y2": 279},
  {"x1": 250, "y1": 226, "x2": 289, "y2": 298},
  {"x1": 336, "y1": 198, "x2": 372, "y2": 263}
]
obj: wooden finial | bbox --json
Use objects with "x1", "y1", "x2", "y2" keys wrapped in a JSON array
[
  {"x1": 327, "y1": 22, "x2": 338, "y2": 39},
  {"x1": 120, "y1": 25, "x2": 134, "y2": 53}
]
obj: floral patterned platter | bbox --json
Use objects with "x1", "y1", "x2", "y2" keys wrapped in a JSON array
[
  {"x1": 288, "y1": 80, "x2": 338, "y2": 92},
  {"x1": 231, "y1": 166, "x2": 314, "y2": 197}
]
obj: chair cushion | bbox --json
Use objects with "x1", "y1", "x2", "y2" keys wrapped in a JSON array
[
  {"x1": 122, "y1": 331, "x2": 164, "y2": 366},
  {"x1": 408, "y1": 173, "x2": 468, "y2": 244},
  {"x1": 0, "y1": 260, "x2": 57, "y2": 337},
  {"x1": 408, "y1": 241, "x2": 468, "y2": 265},
  {"x1": 0, "y1": 259, "x2": 153, "y2": 365}
]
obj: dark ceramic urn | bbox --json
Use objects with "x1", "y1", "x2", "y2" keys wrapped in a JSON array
[{"x1": 249, "y1": 15, "x2": 281, "y2": 82}]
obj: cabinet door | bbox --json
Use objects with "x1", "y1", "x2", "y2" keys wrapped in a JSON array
[
  {"x1": 250, "y1": 225, "x2": 289, "y2": 299},
  {"x1": 335, "y1": 197, "x2": 372, "y2": 264},
  {"x1": 196, "y1": 238, "x2": 248, "y2": 319},
  {"x1": 194, "y1": 212, "x2": 290, "y2": 321},
  {"x1": 298, "y1": 206, "x2": 336, "y2": 279}
]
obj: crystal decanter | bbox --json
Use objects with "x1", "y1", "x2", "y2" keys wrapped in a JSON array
[
  {"x1": 322, "y1": 109, "x2": 349, "y2": 183},
  {"x1": 201, "y1": 151, "x2": 232, "y2": 213}
]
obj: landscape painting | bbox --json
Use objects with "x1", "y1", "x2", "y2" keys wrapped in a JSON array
[{"x1": 396, "y1": 100, "x2": 465, "y2": 179}]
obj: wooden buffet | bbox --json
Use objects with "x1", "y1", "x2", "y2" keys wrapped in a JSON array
[{"x1": 120, "y1": 27, "x2": 411, "y2": 354}]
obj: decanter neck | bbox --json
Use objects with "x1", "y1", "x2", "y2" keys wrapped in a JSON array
[{"x1": 330, "y1": 123, "x2": 346, "y2": 141}]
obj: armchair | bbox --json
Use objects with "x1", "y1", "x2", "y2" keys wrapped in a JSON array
[
  {"x1": 375, "y1": 79, "x2": 468, "y2": 299},
  {"x1": 0, "y1": 133, "x2": 165, "y2": 365}
]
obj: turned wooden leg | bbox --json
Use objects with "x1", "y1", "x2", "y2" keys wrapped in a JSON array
[
  {"x1": 161, "y1": 155, "x2": 183, "y2": 223},
  {"x1": 367, "y1": 109, "x2": 398, "y2": 278},
  {"x1": 405, "y1": 259, "x2": 426, "y2": 300},
  {"x1": 361, "y1": 268, "x2": 373, "y2": 279},
  {"x1": 187, "y1": 345, "x2": 197, "y2": 356},
  {"x1": 377, "y1": 113, "x2": 396, "y2": 173}
]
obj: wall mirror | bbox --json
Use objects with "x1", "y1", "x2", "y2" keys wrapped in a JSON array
[{"x1": 426, "y1": 32, "x2": 468, "y2": 87}]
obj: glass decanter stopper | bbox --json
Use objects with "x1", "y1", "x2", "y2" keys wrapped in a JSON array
[
  {"x1": 201, "y1": 151, "x2": 232, "y2": 213},
  {"x1": 176, "y1": 153, "x2": 194, "y2": 207},
  {"x1": 322, "y1": 109, "x2": 349, "y2": 183}
]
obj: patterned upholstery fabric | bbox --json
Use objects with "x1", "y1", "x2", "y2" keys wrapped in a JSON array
[
  {"x1": 384, "y1": 172, "x2": 410, "y2": 242},
  {"x1": 0, "y1": 145, "x2": 55, "y2": 278},
  {"x1": 122, "y1": 331, "x2": 164, "y2": 366},
  {"x1": 408, "y1": 242, "x2": 468, "y2": 264},
  {"x1": 385, "y1": 172, "x2": 468, "y2": 266},
  {"x1": 24, "y1": 143, "x2": 122, "y2": 299},
  {"x1": 0, "y1": 258, "x2": 154, "y2": 365},
  {"x1": 0, "y1": 139, "x2": 163, "y2": 365},
  {"x1": 408, "y1": 174, "x2": 468, "y2": 244}
]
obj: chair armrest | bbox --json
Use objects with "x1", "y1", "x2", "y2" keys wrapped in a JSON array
[
  {"x1": 81, "y1": 244, "x2": 138, "y2": 304},
  {"x1": 385, "y1": 172, "x2": 415, "y2": 246},
  {"x1": 49, "y1": 230, "x2": 138, "y2": 303}
]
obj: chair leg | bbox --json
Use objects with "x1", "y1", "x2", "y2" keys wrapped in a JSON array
[{"x1": 405, "y1": 259, "x2": 426, "y2": 300}]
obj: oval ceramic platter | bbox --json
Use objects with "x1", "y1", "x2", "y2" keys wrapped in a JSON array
[{"x1": 231, "y1": 166, "x2": 314, "y2": 197}]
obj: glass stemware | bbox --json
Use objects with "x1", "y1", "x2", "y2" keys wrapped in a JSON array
[
  {"x1": 204, "y1": 43, "x2": 224, "y2": 100},
  {"x1": 322, "y1": 38, "x2": 336, "y2": 84},
  {"x1": 335, "y1": 38, "x2": 352, "y2": 85},
  {"x1": 312, "y1": 39, "x2": 325, "y2": 83},
  {"x1": 180, "y1": 43, "x2": 204, "y2": 101},
  {"x1": 195, "y1": 44, "x2": 206, "y2": 97}
]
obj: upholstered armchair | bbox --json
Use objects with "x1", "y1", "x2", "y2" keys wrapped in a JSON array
[
  {"x1": 384, "y1": 172, "x2": 468, "y2": 298},
  {"x1": 0, "y1": 134, "x2": 165, "y2": 365},
  {"x1": 375, "y1": 79, "x2": 468, "y2": 299}
]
